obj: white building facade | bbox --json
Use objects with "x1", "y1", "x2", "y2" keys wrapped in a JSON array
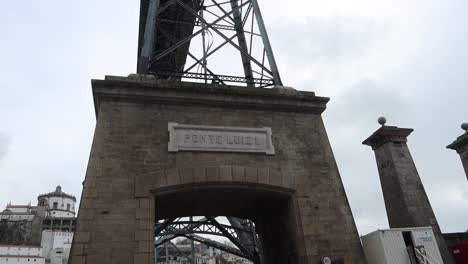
[
  {"x1": 37, "y1": 186, "x2": 76, "y2": 218},
  {"x1": 1, "y1": 204, "x2": 35, "y2": 222},
  {"x1": 221, "y1": 253, "x2": 252, "y2": 263},
  {"x1": 0, "y1": 245, "x2": 44, "y2": 264},
  {"x1": 40, "y1": 231, "x2": 73, "y2": 264},
  {"x1": 361, "y1": 227, "x2": 444, "y2": 264}
]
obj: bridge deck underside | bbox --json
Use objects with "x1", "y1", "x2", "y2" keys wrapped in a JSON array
[{"x1": 138, "y1": 0, "x2": 201, "y2": 75}]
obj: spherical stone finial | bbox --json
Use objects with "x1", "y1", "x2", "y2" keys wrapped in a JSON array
[
  {"x1": 378, "y1": 117, "x2": 387, "y2": 126},
  {"x1": 56, "y1": 185, "x2": 62, "y2": 192},
  {"x1": 462, "y1": 123, "x2": 468, "y2": 132}
]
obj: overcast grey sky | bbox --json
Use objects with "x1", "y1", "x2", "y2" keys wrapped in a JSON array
[{"x1": 0, "y1": 0, "x2": 467, "y2": 236}]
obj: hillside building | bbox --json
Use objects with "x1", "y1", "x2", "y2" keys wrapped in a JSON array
[
  {"x1": 0, "y1": 245, "x2": 45, "y2": 264},
  {"x1": 0, "y1": 186, "x2": 77, "y2": 264}
]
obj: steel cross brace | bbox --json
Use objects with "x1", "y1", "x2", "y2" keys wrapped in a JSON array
[
  {"x1": 155, "y1": 216, "x2": 213, "y2": 246},
  {"x1": 173, "y1": 0, "x2": 274, "y2": 77},
  {"x1": 149, "y1": 70, "x2": 274, "y2": 85},
  {"x1": 155, "y1": 217, "x2": 261, "y2": 262},
  {"x1": 157, "y1": 220, "x2": 249, "y2": 238},
  {"x1": 155, "y1": 217, "x2": 176, "y2": 235},
  {"x1": 205, "y1": 216, "x2": 255, "y2": 260},
  {"x1": 183, "y1": 233, "x2": 250, "y2": 260},
  {"x1": 155, "y1": 25, "x2": 227, "y2": 85},
  {"x1": 151, "y1": 0, "x2": 250, "y2": 63}
]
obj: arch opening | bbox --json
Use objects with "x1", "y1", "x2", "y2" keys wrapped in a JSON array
[{"x1": 153, "y1": 184, "x2": 301, "y2": 264}]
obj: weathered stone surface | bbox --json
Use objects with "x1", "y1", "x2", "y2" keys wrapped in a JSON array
[
  {"x1": 69, "y1": 77, "x2": 365, "y2": 264},
  {"x1": 364, "y1": 125, "x2": 455, "y2": 264},
  {"x1": 447, "y1": 132, "x2": 468, "y2": 180}
]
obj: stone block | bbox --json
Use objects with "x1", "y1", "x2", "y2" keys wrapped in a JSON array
[
  {"x1": 135, "y1": 174, "x2": 151, "y2": 197},
  {"x1": 258, "y1": 168, "x2": 269, "y2": 184},
  {"x1": 85, "y1": 167, "x2": 102, "y2": 178},
  {"x1": 101, "y1": 157, "x2": 121, "y2": 168},
  {"x1": 165, "y1": 169, "x2": 180, "y2": 186},
  {"x1": 83, "y1": 178, "x2": 96, "y2": 188},
  {"x1": 137, "y1": 241, "x2": 151, "y2": 253},
  {"x1": 206, "y1": 167, "x2": 220, "y2": 181},
  {"x1": 269, "y1": 170, "x2": 282, "y2": 186},
  {"x1": 70, "y1": 256, "x2": 85, "y2": 264},
  {"x1": 87, "y1": 157, "x2": 101, "y2": 168},
  {"x1": 232, "y1": 166, "x2": 245, "y2": 182},
  {"x1": 152, "y1": 171, "x2": 167, "y2": 188},
  {"x1": 179, "y1": 167, "x2": 193, "y2": 184},
  {"x1": 87, "y1": 253, "x2": 111, "y2": 264},
  {"x1": 134, "y1": 253, "x2": 150, "y2": 264},
  {"x1": 80, "y1": 198, "x2": 94, "y2": 209},
  {"x1": 245, "y1": 167, "x2": 258, "y2": 183},
  {"x1": 78, "y1": 209, "x2": 95, "y2": 220},
  {"x1": 82, "y1": 188, "x2": 98, "y2": 198},
  {"x1": 137, "y1": 219, "x2": 152, "y2": 229},
  {"x1": 136, "y1": 208, "x2": 151, "y2": 219},
  {"x1": 72, "y1": 244, "x2": 85, "y2": 256},
  {"x1": 193, "y1": 167, "x2": 207, "y2": 182},
  {"x1": 111, "y1": 249, "x2": 133, "y2": 264},
  {"x1": 74, "y1": 232, "x2": 90, "y2": 243},
  {"x1": 219, "y1": 166, "x2": 233, "y2": 181},
  {"x1": 134, "y1": 229, "x2": 150, "y2": 241},
  {"x1": 139, "y1": 198, "x2": 150, "y2": 209}
]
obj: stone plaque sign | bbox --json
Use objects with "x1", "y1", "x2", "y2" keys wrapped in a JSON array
[{"x1": 168, "y1": 123, "x2": 275, "y2": 154}]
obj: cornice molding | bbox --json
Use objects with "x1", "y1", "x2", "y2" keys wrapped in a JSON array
[
  {"x1": 447, "y1": 133, "x2": 468, "y2": 154},
  {"x1": 362, "y1": 126, "x2": 414, "y2": 150},
  {"x1": 91, "y1": 75, "x2": 330, "y2": 117}
]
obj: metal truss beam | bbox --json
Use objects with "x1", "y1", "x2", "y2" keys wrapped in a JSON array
[
  {"x1": 148, "y1": 70, "x2": 273, "y2": 86},
  {"x1": 156, "y1": 219, "x2": 251, "y2": 239},
  {"x1": 184, "y1": 234, "x2": 249, "y2": 259},
  {"x1": 155, "y1": 217, "x2": 261, "y2": 262},
  {"x1": 174, "y1": 0, "x2": 274, "y2": 77},
  {"x1": 205, "y1": 216, "x2": 255, "y2": 260},
  {"x1": 227, "y1": 217, "x2": 256, "y2": 248},
  {"x1": 157, "y1": 18, "x2": 261, "y2": 36},
  {"x1": 151, "y1": 0, "x2": 249, "y2": 64},
  {"x1": 251, "y1": 0, "x2": 282, "y2": 85},
  {"x1": 227, "y1": 217, "x2": 263, "y2": 264},
  {"x1": 155, "y1": 217, "x2": 176, "y2": 235},
  {"x1": 155, "y1": 216, "x2": 213, "y2": 246},
  {"x1": 138, "y1": 0, "x2": 282, "y2": 87},
  {"x1": 138, "y1": 0, "x2": 161, "y2": 73},
  {"x1": 155, "y1": 233, "x2": 250, "y2": 260},
  {"x1": 215, "y1": 0, "x2": 254, "y2": 86},
  {"x1": 156, "y1": 26, "x2": 226, "y2": 84}
]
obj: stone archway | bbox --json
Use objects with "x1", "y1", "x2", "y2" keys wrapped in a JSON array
[{"x1": 152, "y1": 180, "x2": 302, "y2": 264}]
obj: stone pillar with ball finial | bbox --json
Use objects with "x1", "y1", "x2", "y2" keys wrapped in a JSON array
[
  {"x1": 363, "y1": 117, "x2": 455, "y2": 264},
  {"x1": 447, "y1": 123, "x2": 468, "y2": 180}
]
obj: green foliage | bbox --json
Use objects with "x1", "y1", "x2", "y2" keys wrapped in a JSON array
[{"x1": 0, "y1": 220, "x2": 32, "y2": 245}]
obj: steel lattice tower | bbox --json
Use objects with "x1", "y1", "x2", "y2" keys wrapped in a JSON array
[{"x1": 137, "y1": 0, "x2": 282, "y2": 87}]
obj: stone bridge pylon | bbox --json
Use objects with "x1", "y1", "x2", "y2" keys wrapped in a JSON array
[{"x1": 69, "y1": 75, "x2": 366, "y2": 264}]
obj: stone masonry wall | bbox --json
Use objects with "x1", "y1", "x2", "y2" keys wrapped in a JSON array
[
  {"x1": 69, "y1": 78, "x2": 366, "y2": 264},
  {"x1": 374, "y1": 141, "x2": 454, "y2": 264},
  {"x1": 461, "y1": 150, "x2": 468, "y2": 178}
]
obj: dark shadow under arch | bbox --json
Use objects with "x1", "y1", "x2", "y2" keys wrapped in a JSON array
[{"x1": 153, "y1": 182, "x2": 304, "y2": 264}]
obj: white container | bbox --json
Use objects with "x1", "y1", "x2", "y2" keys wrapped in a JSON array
[{"x1": 361, "y1": 227, "x2": 444, "y2": 264}]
